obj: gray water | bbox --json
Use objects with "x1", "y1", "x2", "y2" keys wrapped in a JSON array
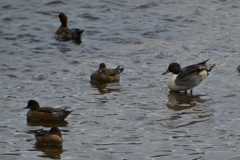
[{"x1": 1, "y1": 0, "x2": 240, "y2": 160}]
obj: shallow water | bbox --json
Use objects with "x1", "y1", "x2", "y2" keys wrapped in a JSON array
[{"x1": 1, "y1": 0, "x2": 240, "y2": 159}]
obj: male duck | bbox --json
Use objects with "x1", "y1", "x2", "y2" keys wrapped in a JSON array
[
  {"x1": 162, "y1": 59, "x2": 215, "y2": 93},
  {"x1": 35, "y1": 127, "x2": 63, "y2": 145},
  {"x1": 55, "y1": 13, "x2": 84, "y2": 43},
  {"x1": 23, "y1": 100, "x2": 73, "y2": 121},
  {"x1": 90, "y1": 63, "x2": 124, "y2": 83}
]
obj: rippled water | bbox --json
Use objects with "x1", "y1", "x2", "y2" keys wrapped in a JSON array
[{"x1": 1, "y1": 0, "x2": 240, "y2": 160}]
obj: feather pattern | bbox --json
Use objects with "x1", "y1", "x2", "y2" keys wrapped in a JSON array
[{"x1": 162, "y1": 59, "x2": 215, "y2": 92}]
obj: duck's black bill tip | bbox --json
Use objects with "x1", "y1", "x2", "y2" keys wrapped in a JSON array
[
  {"x1": 23, "y1": 106, "x2": 28, "y2": 109},
  {"x1": 162, "y1": 70, "x2": 169, "y2": 75}
]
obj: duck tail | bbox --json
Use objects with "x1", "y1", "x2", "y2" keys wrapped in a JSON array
[
  {"x1": 115, "y1": 66, "x2": 124, "y2": 74},
  {"x1": 207, "y1": 63, "x2": 216, "y2": 72},
  {"x1": 198, "y1": 59, "x2": 210, "y2": 65},
  {"x1": 205, "y1": 64, "x2": 216, "y2": 76},
  {"x1": 70, "y1": 28, "x2": 84, "y2": 43}
]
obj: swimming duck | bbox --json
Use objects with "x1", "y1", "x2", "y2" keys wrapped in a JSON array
[
  {"x1": 23, "y1": 100, "x2": 73, "y2": 121},
  {"x1": 55, "y1": 13, "x2": 84, "y2": 43},
  {"x1": 90, "y1": 63, "x2": 124, "y2": 83},
  {"x1": 162, "y1": 59, "x2": 215, "y2": 93},
  {"x1": 35, "y1": 127, "x2": 63, "y2": 145}
]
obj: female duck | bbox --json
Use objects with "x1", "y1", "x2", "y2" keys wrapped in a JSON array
[
  {"x1": 55, "y1": 13, "x2": 84, "y2": 43},
  {"x1": 35, "y1": 127, "x2": 63, "y2": 145},
  {"x1": 23, "y1": 100, "x2": 73, "y2": 121},
  {"x1": 90, "y1": 63, "x2": 124, "y2": 83}
]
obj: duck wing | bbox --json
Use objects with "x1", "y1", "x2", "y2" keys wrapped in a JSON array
[
  {"x1": 177, "y1": 59, "x2": 209, "y2": 81},
  {"x1": 107, "y1": 66, "x2": 124, "y2": 76},
  {"x1": 37, "y1": 107, "x2": 56, "y2": 113},
  {"x1": 37, "y1": 106, "x2": 73, "y2": 114},
  {"x1": 35, "y1": 130, "x2": 49, "y2": 137}
]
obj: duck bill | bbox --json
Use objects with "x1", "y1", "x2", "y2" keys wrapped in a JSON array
[
  {"x1": 23, "y1": 106, "x2": 28, "y2": 109},
  {"x1": 162, "y1": 70, "x2": 170, "y2": 75}
]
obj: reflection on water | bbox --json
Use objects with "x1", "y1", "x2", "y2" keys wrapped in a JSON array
[
  {"x1": 26, "y1": 128, "x2": 64, "y2": 159},
  {"x1": 34, "y1": 144, "x2": 63, "y2": 159},
  {"x1": 26, "y1": 120, "x2": 69, "y2": 127},
  {"x1": 55, "y1": 36, "x2": 83, "y2": 45},
  {"x1": 163, "y1": 91, "x2": 213, "y2": 129},
  {"x1": 166, "y1": 91, "x2": 207, "y2": 111},
  {"x1": 90, "y1": 83, "x2": 121, "y2": 94}
]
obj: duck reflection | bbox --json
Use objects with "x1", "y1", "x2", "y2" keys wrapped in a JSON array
[
  {"x1": 27, "y1": 120, "x2": 68, "y2": 127},
  {"x1": 90, "y1": 83, "x2": 121, "y2": 94},
  {"x1": 166, "y1": 91, "x2": 207, "y2": 111},
  {"x1": 34, "y1": 144, "x2": 63, "y2": 159}
]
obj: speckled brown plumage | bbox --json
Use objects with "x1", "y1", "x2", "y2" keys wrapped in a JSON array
[{"x1": 23, "y1": 100, "x2": 73, "y2": 121}]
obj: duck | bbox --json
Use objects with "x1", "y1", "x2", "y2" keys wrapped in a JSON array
[
  {"x1": 35, "y1": 127, "x2": 63, "y2": 145},
  {"x1": 23, "y1": 100, "x2": 73, "y2": 121},
  {"x1": 162, "y1": 59, "x2": 215, "y2": 94},
  {"x1": 55, "y1": 13, "x2": 84, "y2": 43},
  {"x1": 90, "y1": 63, "x2": 124, "y2": 83}
]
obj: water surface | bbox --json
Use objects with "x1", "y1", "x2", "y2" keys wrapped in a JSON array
[{"x1": 1, "y1": 0, "x2": 240, "y2": 160}]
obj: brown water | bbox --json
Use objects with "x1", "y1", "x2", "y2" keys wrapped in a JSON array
[{"x1": 1, "y1": 0, "x2": 240, "y2": 160}]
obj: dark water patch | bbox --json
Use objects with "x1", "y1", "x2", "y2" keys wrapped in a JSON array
[
  {"x1": 29, "y1": 39, "x2": 42, "y2": 43},
  {"x1": 84, "y1": 30, "x2": 102, "y2": 36},
  {"x1": 80, "y1": 13, "x2": 101, "y2": 21},
  {"x1": 99, "y1": 37, "x2": 141, "y2": 44},
  {"x1": 33, "y1": 47, "x2": 46, "y2": 51},
  {"x1": 175, "y1": 24, "x2": 189, "y2": 28},
  {"x1": 230, "y1": 157, "x2": 240, "y2": 160},
  {"x1": 223, "y1": 94, "x2": 237, "y2": 98},
  {"x1": 57, "y1": 46, "x2": 72, "y2": 53},
  {"x1": 2, "y1": 4, "x2": 12, "y2": 9},
  {"x1": 35, "y1": 11, "x2": 52, "y2": 16},
  {"x1": 1, "y1": 153, "x2": 21, "y2": 156},
  {"x1": 96, "y1": 148, "x2": 108, "y2": 150},
  {"x1": 19, "y1": 26, "x2": 30, "y2": 33},
  {"x1": 15, "y1": 16, "x2": 29, "y2": 21},
  {"x1": 24, "y1": 64, "x2": 37, "y2": 69},
  {"x1": 1, "y1": 67, "x2": 17, "y2": 71},
  {"x1": 100, "y1": 0, "x2": 127, "y2": 7},
  {"x1": 32, "y1": 75, "x2": 46, "y2": 81},
  {"x1": 150, "y1": 154, "x2": 172, "y2": 158},
  {"x1": 3, "y1": 37, "x2": 17, "y2": 41},
  {"x1": 17, "y1": 34, "x2": 36, "y2": 39},
  {"x1": 166, "y1": 118, "x2": 210, "y2": 129},
  {"x1": 81, "y1": 4, "x2": 109, "y2": 9},
  {"x1": 68, "y1": 61, "x2": 80, "y2": 65},
  {"x1": 61, "y1": 69, "x2": 70, "y2": 73},
  {"x1": 3, "y1": 18, "x2": 12, "y2": 21},
  {"x1": 135, "y1": 2, "x2": 159, "y2": 9},
  {"x1": 142, "y1": 29, "x2": 168, "y2": 39},
  {"x1": 1, "y1": 33, "x2": 15, "y2": 36},
  {"x1": 32, "y1": 27, "x2": 42, "y2": 31},
  {"x1": 183, "y1": 19, "x2": 196, "y2": 23},
  {"x1": 45, "y1": 1, "x2": 64, "y2": 5},
  {"x1": 5, "y1": 75, "x2": 18, "y2": 78},
  {"x1": 100, "y1": 8, "x2": 111, "y2": 13},
  {"x1": 164, "y1": 18, "x2": 177, "y2": 22},
  {"x1": 231, "y1": 5, "x2": 240, "y2": 8}
]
